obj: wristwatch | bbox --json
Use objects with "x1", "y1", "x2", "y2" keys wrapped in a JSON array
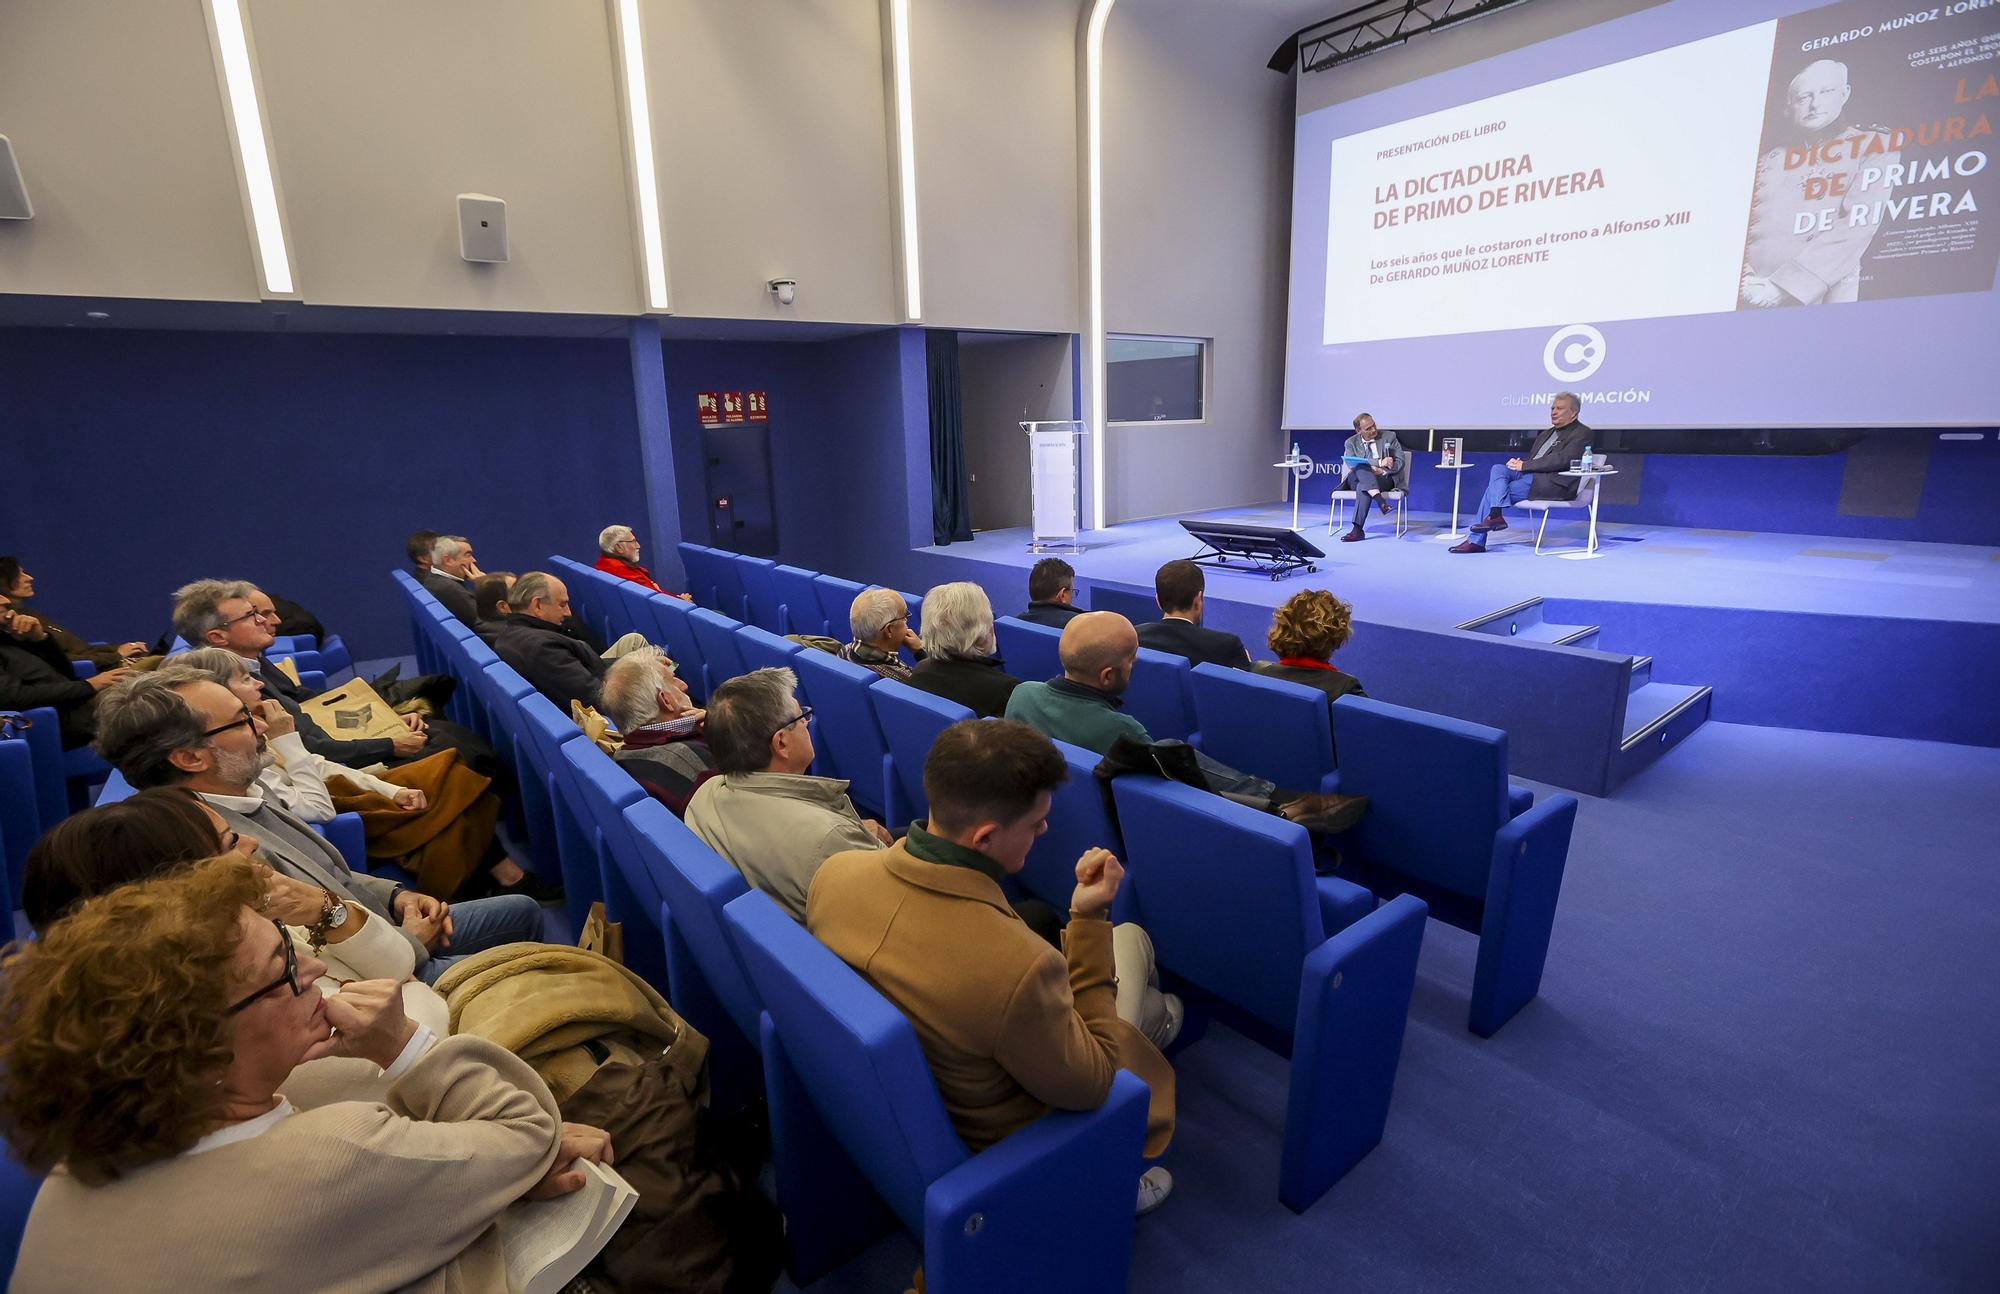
[{"x1": 309, "y1": 891, "x2": 350, "y2": 951}]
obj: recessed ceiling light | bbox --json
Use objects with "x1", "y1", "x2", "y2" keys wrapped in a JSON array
[{"x1": 85, "y1": 310, "x2": 110, "y2": 319}]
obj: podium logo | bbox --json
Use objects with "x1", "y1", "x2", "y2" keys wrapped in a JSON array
[{"x1": 1542, "y1": 324, "x2": 1606, "y2": 382}]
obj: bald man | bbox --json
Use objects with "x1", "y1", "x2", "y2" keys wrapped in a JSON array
[
  {"x1": 1006, "y1": 611, "x2": 1369, "y2": 831},
  {"x1": 1002, "y1": 612, "x2": 1150, "y2": 755}
]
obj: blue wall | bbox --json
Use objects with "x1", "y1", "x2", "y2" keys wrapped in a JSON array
[
  {"x1": 3, "y1": 326, "x2": 650, "y2": 661},
  {"x1": 656, "y1": 328, "x2": 931, "y2": 582},
  {"x1": 1292, "y1": 433, "x2": 2000, "y2": 547}
]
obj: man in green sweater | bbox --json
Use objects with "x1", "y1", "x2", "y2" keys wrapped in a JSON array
[
  {"x1": 1006, "y1": 612, "x2": 1366, "y2": 833},
  {"x1": 1003, "y1": 612, "x2": 1150, "y2": 755}
]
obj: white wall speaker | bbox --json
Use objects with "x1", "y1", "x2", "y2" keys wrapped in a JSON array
[
  {"x1": 0, "y1": 136, "x2": 33, "y2": 220},
  {"x1": 456, "y1": 193, "x2": 507, "y2": 263}
]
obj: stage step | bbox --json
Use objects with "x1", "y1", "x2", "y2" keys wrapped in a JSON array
[
  {"x1": 1457, "y1": 597, "x2": 1597, "y2": 647},
  {"x1": 1628, "y1": 655, "x2": 1653, "y2": 693},
  {"x1": 1613, "y1": 682, "x2": 1713, "y2": 788}
]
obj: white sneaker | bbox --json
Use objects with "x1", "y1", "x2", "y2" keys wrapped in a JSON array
[{"x1": 1135, "y1": 1166, "x2": 1174, "y2": 1216}]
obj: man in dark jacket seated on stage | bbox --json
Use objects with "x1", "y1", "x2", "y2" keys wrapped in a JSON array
[
  {"x1": 1451, "y1": 392, "x2": 1593, "y2": 553},
  {"x1": 1135, "y1": 560, "x2": 1251, "y2": 670},
  {"x1": 1018, "y1": 557, "x2": 1084, "y2": 628},
  {"x1": 0, "y1": 593, "x2": 133, "y2": 747}
]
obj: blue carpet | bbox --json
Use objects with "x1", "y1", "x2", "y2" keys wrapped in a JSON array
[{"x1": 788, "y1": 722, "x2": 2000, "y2": 1292}]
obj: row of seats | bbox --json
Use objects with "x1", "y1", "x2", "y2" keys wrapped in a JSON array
[{"x1": 403, "y1": 552, "x2": 1579, "y2": 1287}]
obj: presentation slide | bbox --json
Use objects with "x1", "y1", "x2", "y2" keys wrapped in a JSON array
[{"x1": 1284, "y1": 0, "x2": 2000, "y2": 429}]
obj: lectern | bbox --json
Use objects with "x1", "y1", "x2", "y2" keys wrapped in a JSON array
[{"x1": 1022, "y1": 420, "x2": 1088, "y2": 553}]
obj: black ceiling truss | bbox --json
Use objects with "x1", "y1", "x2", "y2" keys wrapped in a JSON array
[{"x1": 1269, "y1": 0, "x2": 1532, "y2": 75}]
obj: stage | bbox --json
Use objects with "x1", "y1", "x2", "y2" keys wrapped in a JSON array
[
  {"x1": 885, "y1": 504, "x2": 2000, "y2": 796},
  {"x1": 923, "y1": 503, "x2": 2000, "y2": 631}
]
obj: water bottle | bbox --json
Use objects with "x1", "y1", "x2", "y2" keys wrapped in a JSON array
[
  {"x1": 1581, "y1": 444, "x2": 1595, "y2": 472},
  {"x1": 1291, "y1": 441, "x2": 1300, "y2": 461}
]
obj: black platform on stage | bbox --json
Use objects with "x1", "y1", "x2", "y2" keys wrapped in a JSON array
[{"x1": 1178, "y1": 519, "x2": 1324, "y2": 580}]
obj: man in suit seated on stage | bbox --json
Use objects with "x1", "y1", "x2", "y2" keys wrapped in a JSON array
[
  {"x1": 1339, "y1": 412, "x2": 1405, "y2": 543},
  {"x1": 1018, "y1": 557, "x2": 1084, "y2": 628},
  {"x1": 1451, "y1": 392, "x2": 1594, "y2": 553},
  {"x1": 1136, "y1": 560, "x2": 1251, "y2": 670}
]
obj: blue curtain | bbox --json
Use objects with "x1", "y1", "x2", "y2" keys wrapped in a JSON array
[{"x1": 927, "y1": 330, "x2": 972, "y2": 544}]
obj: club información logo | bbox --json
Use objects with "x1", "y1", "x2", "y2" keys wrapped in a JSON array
[{"x1": 1543, "y1": 323, "x2": 1606, "y2": 382}]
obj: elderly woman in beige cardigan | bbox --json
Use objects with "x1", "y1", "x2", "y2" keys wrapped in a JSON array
[{"x1": 1, "y1": 856, "x2": 610, "y2": 1293}]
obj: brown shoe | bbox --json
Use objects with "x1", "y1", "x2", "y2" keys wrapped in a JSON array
[
  {"x1": 1448, "y1": 539, "x2": 1489, "y2": 554},
  {"x1": 1341, "y1": 526, "x2": 1364, "y2": 543},
  {"x1": 1469, "y1": 515, "x2": 1509, "y2": 533},
  {"x1": 1280, "y1": 792, "x2": 1369, "y2": 834}
]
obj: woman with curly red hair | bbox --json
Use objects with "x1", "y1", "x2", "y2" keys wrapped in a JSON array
[
  {"x1": 0, "y1": 855, "x2": 601, "y2": 1292},
  {"x1": 1255, "y1": 588, "x2": 1368, "y2": 708}
]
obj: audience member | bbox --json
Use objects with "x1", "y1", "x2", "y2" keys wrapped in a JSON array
[
  {"x1": 0, "y1": 856, "x2": 594, "y2": 1293},
  {"x1": 1254, "y1": 589, "x2": 1367, "y2": 711},
  {"x1": 808, "y1": 718, "x2": 1178, "y2": 1213},
  {"x1": 179, "y1": 647, "x2": 530, "y2": 900},
  {"x1": 1003, "y1": 611, "x2": 1150, "y2": 754},
  {"x1": 0, "y1": 556, "x2": 151, "y2": 671},
  {"x1": 1008, "y1": 613, "x2": 1366, "y2": 832},
  {"x1": 593, "y1": 525, "x2": 693, "y2": 600},
  {"x1": 0, "y1": 591, "x2": 132, "y2": 747},
  {"x1": 19, "y1": 787, "x2": 450, "y2": 1042},
  {"x1": 91, "y1": 669, "x2": 544, "y2": 982},
  {"x1": 839, "y1": 587, "x2": 922, "y2": 682},
  {"x1": 406, "y1": 528, "x2": 439, "y2": 575},
  {"x1": 173, "y1": 579, "x2": 432, "y2": 772},
  {"x1": 472, "y1": 570, "x2": 517, "y2": 642},
  {"x1": 1019, "y1": 557, "x2": 1083, "y2": 628},
  {"x1": 600, "y1": 647, "x2": 715, "y2": 815},
  {"x1": 909, "y1": 581, "x2": 1021, "y2": 718},
  {"x1": 490, "y1": 571, "x2": 612, "y2": 712},
  {"x1": 684, "y1": 667, "x2": 890, "y2": 920},
  {"x1": 419, "y1": 535, "x2": 481, "y2": 625},
  {"x1": 1135, "y1": 559, "x2": 1252, "y2": 669}
]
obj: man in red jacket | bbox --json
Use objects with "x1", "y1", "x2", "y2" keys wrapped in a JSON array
[{"x1": 593, "y1": 525, "x2": 692, "y2": 601}]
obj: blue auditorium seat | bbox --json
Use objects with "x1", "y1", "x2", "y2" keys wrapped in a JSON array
[
  {"x1": 1110, "y1": 774, "x2": 1428, "y2": 1210},
  {"x1": 1124, "y1": 646, "x2": 1198, "y2": 743},
  {"x1": 0, "y1": 739, "x2": 37, "y2": 914},
  {"x1": 1019, "y1": 737, "x2": 1139, "y2": 926},
  {"x1": 640, "y1": 593, "x2": 706, "y2": 703},
  {"x1": 468, "y1": 660, "x2": 560, "y2": 877},
  {"x1": 3, "y1": 708, "x2": 72, "y2": 836},
  {"x1": 733, "y1": 555, "x2": 784, "y2": 633},
  {"x1": 726, "y1": 889, "x2": 1151, "y2": 1290},
  {"x1": 517, "y1": 693, "x2": 602, "y2": 928},
  {"x1": 623, "y1": 799, "x2": 761, "y2": 1106},
  {"x1": 735, "y1": 624, "x2": 802, "y2": 678},
  {"x1": 790, "y1": 650, "x2": 903, "y2": 824},
  {"x1": 1, "y1": 1142, "x2": 39, "y2": 1287},
  {"x1": 1330, "y1": 695, "x2": 1577, "y2": 1037},
  {"x1": 1188, "y1": 663, "x2": 1339, "y2": 794},
  {"x1": 992, "y1": 616, "x2": 1063, "y2": 685},
  {"x1": 812, "y1": 574, "x2": 869, "y2": 645},
  {"x1": 868, "y1": 678, "x2": 973, "y2": 822},
  {"x1": 772, "y1": 564, "x2": 828, "y2": 637},
  {"x1": 688, "y1": 608, "x2": 749, "y2": 698},
  {"x1": 561, "y1": 739, "x2": 667, "y2": 991}
]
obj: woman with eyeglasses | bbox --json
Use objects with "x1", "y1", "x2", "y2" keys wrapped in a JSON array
[
  {"x1": 0, "y1": 855, "x2": 606, "y2": 1293},
  {"x1": 21, "y1": 787, "x2": 451, "y2": 1051}
]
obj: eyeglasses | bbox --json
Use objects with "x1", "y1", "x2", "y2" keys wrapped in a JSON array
[
  {"x1": 203, "y1": 705, "x2": 259, "y2": 739},
  {"x1": 226, "y1": 919, "x2": 306, "y2": 1014},
  {"x1": 768, "y1": 705, "x2": 814, "y2": 742}
]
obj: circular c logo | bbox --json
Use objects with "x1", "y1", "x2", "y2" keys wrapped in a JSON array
[
  {"x1": 1543, "y1": 324, "x2": 1606, "y2": 382},
  {"x1": 1292, "y1": 454, "x2": 1315, "y2": 480}
]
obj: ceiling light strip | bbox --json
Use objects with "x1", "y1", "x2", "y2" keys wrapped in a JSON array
[
  {"x1": 613, "y1": 0, "x2": 670, "y2": 311},
  {"x1": 206, "y1": 0, "x2": 293, "y2": 296},
  {"x1": 889, "y1": 0, "x2": 923, "y2": 320},
  {"x1": 1084, "y1": 0, "x2": 1118, "y2": 528}
]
